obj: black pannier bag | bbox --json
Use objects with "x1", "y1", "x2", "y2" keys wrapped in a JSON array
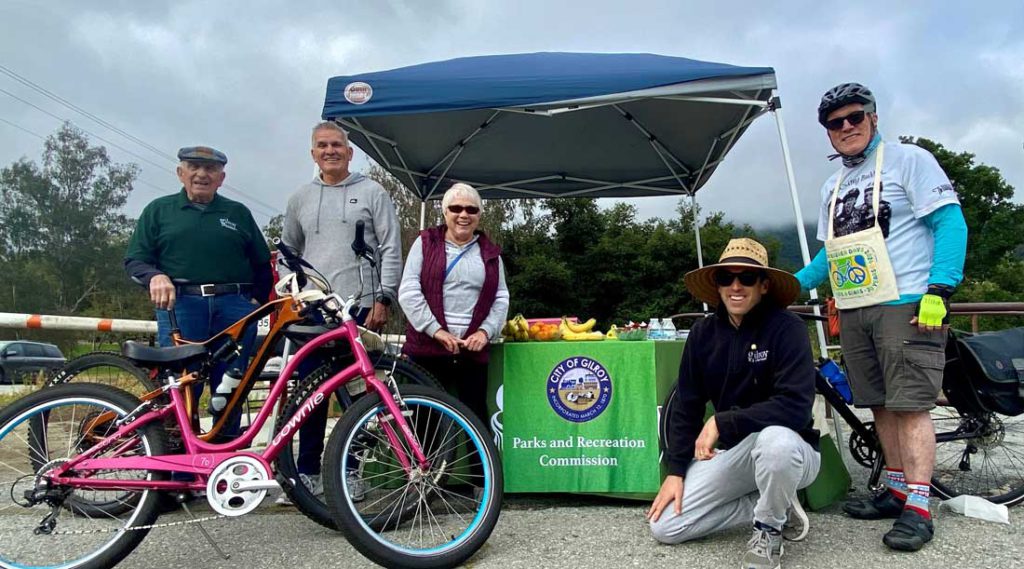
[{"x1": 956, "y1": 327, "x2": 1024, "y2": 416}]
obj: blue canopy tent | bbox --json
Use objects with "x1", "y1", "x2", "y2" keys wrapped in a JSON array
[{"x1": 321, "y1": 52, "x2": 825, "y2": 347}]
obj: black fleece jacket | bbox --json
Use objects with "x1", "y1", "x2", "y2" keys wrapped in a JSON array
[{"x1": 665, "y1": 301, "x2": 819, "y2": 476}]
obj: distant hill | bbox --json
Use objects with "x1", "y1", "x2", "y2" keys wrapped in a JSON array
[{"x1": 757, "y1": 223, "x2": 821, "y2": 272}]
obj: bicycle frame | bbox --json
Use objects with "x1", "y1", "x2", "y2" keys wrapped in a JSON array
[
  {"x1": 47, "y1": 316, "x2": 430, "y2": 492},
  {"x1": 140, "y1": 296, "x2": 306, "y2": 442}
]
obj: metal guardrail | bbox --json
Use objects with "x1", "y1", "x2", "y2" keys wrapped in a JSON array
[{"x1": 674, "y1": 302, "x2": 1024, "y2": 332}]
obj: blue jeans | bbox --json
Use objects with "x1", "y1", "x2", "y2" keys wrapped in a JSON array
[
  {"x1": 156, "y1": 293, "x2": 258, "y2": 441},
  {"x1": 295, "y1": 307, "x2": 369, "y2": 475}
]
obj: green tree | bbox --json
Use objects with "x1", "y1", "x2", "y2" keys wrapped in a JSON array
[
  {"x1": 901, "y1": 136, "x2": 1024, "y2": 280},
  {"x1": 262, "y1": 214, "x2": 284, "y2": 245},
  {"x1": 0, "y1": 123, "x2": 141, "y2": 318}
]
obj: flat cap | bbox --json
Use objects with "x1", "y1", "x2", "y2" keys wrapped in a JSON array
[{"x1": 177, "y1": 146, "x2": 227, "y2": 164}]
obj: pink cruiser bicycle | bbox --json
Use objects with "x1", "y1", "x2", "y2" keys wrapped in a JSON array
[{"x1": 0, "y1": 232, "x2": 503, "y2": 569}]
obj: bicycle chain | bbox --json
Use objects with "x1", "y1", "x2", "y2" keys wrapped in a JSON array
[{"x1": 52, "y1": 513, "x2": 229, "y2": 535}]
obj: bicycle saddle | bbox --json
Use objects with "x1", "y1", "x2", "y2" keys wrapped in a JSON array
[
  {"x1": 282, "y1": 323, "x2": 337, "y2": 339},
  {"x1": 121, "y1": 341, "x2": 208, "y2": 365}
]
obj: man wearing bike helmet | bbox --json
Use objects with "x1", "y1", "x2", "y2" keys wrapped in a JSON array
[
  {"x1": 276, "y1": 122, "x2": 402, "y2": 505},
  {"x1": 648, "y1": 238, "x2": 821, "y2": 569},
  {"x1": 795, "y1": 83, "x2": 968, "y2": 552},
  {"x1": 125, "y1": 145, "x2": 273, "y2": 441}
]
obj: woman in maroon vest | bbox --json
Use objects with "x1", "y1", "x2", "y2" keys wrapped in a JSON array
[{"x1": 398, "y1": 183, "x2": 509, "y2": 426}]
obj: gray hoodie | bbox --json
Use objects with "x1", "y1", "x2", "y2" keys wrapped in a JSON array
[{"x1": 282, "y1": 172, "x2": 402, "y2": 307}]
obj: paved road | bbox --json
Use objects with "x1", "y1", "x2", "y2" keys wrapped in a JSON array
[
  {"x1": 104, "y1": 489, "x2": 1019, "y2": 569},
  {"x1": 5, "y1": 460, "x2": 1014, "y2": 569},
  {"x1": 0, "y1": 391, "x2": 1017, "y2": 568}
]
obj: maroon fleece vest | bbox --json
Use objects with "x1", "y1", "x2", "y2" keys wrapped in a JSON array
[{"x1": 402, "y1": 225, "x2": 502, "y2": 363}]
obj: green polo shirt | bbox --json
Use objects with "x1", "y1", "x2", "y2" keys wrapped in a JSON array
[{"x1": 125, "y1": 189, "x2": 271, "y2": 284}]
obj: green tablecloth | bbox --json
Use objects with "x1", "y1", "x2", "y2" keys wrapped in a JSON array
[
  {"x1": 487, "y1": 340, "x2": 683, "y2": 495},
  {"x1": 486, "y1": 340, "x2": 850, "y2": 509}
]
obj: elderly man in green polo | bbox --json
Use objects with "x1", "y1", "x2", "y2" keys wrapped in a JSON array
[{"x1": 125, "y1": 146, "x2": 272, "y2": 439}]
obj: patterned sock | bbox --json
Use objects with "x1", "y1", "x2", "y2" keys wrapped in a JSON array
[
  {"x1": 905, "y1": 482, "x2": 931, "y2": 519},
  {"x1": 884, "y1": 468, "x2": 908, "y2": 501}
]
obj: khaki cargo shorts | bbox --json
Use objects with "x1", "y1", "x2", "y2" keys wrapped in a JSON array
[{"x1": 839, "y1": 303, "x2": 946, "y2": 411}]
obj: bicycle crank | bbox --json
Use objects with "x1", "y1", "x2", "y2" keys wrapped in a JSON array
[{"x1": 206, "y1": 455, "x2": 273, "y2": 516}]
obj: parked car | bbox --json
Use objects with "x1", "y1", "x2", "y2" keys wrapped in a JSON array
[{"x1": 0, "y1": 341, "x2": 66, "y2": 384}]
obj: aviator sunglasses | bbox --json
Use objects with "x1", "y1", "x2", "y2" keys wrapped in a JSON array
[
  {"x1": 824, "y1": 110, "x2": 867, "y2": 132},
  {"x1": 714, "y1": 270, "x2": 762, "y2": 287},
  {"x1": 448, "y1": 204, "x2": 481, "y2": 215}
]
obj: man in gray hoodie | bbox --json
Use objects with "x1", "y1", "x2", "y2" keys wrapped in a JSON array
[
  {"x1": 282, "y1": 121, "x2": 402, "y2": 325},
  {"x1": 276, "y1": 121, "x2": 402, "y2": 504}
]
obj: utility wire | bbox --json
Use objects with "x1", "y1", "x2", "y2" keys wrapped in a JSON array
[
  {"x1": 0, "y1": 87, "x2": 278, "y2": 219},
  {"x1": 0, "y1": 116, "x2": 45, "y2": 139},
  {"x1": 0, "y1": 113, "x2": 190, "y2": 200},
  {"x1": 0, "y1": 65, "x2": 280, "y2": 215}
]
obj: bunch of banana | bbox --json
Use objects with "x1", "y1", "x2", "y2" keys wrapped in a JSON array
[
  {"x1": 501, "y1": 314, "x2": 530, "y2": 342},
  {"x1": 559, "y1": 316, "x2": 604, "y2": 341}
]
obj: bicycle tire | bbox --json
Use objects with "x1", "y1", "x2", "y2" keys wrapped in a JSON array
[
  {"x1": 0, "y1": 383, "x2": 167, "y2": 569},
  {"x1": 323, "y1": 385, "x2": 503, "y2": 569},
  {"x1": 658, "y1": 385, "x2": 677, "y2": 461},
  {"x1": 274, "y1": 353, "x2": 443, "y2": 530},
  {"x1": 929, "y1": 408, "x2": 1024, "y2": 505},
  {"x1": 48, "y1": 352, "x2": 159, "y2": 397}
]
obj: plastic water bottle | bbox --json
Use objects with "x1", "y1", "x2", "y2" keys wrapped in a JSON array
[
  {"x1": 210, "y1": 368, "x2": 244, "y2": 413},
  {"x1": 819, "y1": 359, "x2": 853, "y2": 403},
  {"x1": 647, "y1": 318, "x2": 662, "y2": 341},
  {"x1": 661, "y1": 318, "x2": 677, "y2": 341}
]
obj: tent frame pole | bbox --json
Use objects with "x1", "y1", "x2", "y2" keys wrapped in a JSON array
[
  {"x1": 690, "y1": 191, "x2": 709, "y2": 312},
  {"x1": 769, "y1": 96, "x2": 829, "y2": 352}
]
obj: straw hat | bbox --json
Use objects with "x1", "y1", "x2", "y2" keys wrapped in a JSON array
[{"x1": 683, "y1": 238, "x2": 800, "y2": 308}]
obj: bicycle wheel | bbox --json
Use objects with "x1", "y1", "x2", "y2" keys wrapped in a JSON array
[
  {"x1": 0, "y1": 383, "x2": 167, "y2": 569},
  {"x1": 930, "y1": 407, "x2": 1024, "y2": 505},
  {"x1": 274, "y1": 353, "x2": 443, "y2": 530},
  {"x1": 323, "y1": 384, "x2": 502, "y2": 569},
  {"x1": 658, "y1": 385, "x2": 677, "y2": 460},
  {"x1": 48, "y1": 352, "x2": 159, "y2": 398}
]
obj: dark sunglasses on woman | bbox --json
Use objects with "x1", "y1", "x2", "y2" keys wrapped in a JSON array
[{"x1": 448, "y1": 205, "x2": 481, "y2": 215}]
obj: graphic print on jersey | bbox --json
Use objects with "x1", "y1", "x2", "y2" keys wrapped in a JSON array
[{"x1": 832, "y1": 183, "x2": 892, "y2": 238}]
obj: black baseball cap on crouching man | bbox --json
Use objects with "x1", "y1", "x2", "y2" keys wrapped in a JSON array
[{"x1": 177, "y1": 146, "x2": 227, "y2": 165}]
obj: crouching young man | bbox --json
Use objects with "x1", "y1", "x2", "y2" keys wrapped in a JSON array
[{"x1": 647, "y1": 238, "x2": 821, "y2": 569}]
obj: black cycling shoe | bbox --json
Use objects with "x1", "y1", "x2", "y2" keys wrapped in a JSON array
[
  {"x1": 842, "y1": 490, "x2": 905, "y2": 520},
  {"x1": 883, "y1": 508, "x2": 934, "y2": 551}
]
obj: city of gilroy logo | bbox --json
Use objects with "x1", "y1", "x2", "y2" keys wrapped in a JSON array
[{"x1": 547, "y1": 356, "x2": 612, "y2": 423}]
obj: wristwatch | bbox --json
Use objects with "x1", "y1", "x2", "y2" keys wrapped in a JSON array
[{"x1": 375, "y1": 296, "x2": 392, "y2": 307}]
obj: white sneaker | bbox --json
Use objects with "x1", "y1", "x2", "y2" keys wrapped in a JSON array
[
  {"x1": 346, "y1": 472, "x2": 366, "y2": 503},
  {"x1": 275, "y1": 473, "x2": 323, "y2": 506},
  {"x1": 741, "y1": 525, "x2": 784, "y2": 569}
]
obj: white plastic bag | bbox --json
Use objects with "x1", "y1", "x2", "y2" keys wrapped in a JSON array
[{"x1": 942, "y1": 495, "x2": 1009, "y2": 524}]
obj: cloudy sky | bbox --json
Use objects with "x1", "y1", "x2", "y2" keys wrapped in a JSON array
[{"x1": 1, "y1": 0, "x2": 1021, "y2": 233}]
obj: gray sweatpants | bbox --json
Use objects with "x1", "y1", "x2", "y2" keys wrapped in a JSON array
[{"x1": 650, "y1": 426, "x2": 820, "y2": 544}]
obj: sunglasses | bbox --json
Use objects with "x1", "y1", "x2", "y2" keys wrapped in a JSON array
[
  {"x1": 714, "y1": 270, "x2": 762, "y2": 287},
  {"x1": 447, "y1": 205, "x2": 481, "y2": 215},
  {"x1": 824, "y1": 110, "x2": 867, "y2": 132}
]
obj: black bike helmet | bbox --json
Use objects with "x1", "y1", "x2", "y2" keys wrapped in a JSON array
[{"x1": 817, "y1": 83, "x2": 876, "y2": 126}]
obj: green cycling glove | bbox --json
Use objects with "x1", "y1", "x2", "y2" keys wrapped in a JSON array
[{"x1": 917, "y1": 284, "x2": 954, "y2": 327}]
